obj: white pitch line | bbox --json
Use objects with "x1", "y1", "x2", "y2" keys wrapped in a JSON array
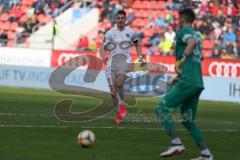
[
  {"x1": 0, "y1": 112, "x2": 237, "y2": 125},
  {"x1": 0, "y1": 124, "x2": 239, "y2": 132}
]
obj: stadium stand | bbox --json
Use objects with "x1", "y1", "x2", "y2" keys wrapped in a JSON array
[
  {"x1": 0, "y1": 0, "x2": 239, "y2": 59},
  {"x1": 85, "y1": 0, "x2": 240, "y2": 59},
  {"x1": 0, "y1": 0, "x2": 76, "y2": 47}
]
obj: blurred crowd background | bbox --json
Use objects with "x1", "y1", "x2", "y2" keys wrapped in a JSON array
[{"x1": 0, "y1": 0, "x2": 239, "y2": 59}]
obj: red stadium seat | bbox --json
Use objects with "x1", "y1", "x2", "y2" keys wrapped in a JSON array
[
  {"x1": 0, "y1": 22, "x2": 4, "y2": 30},
  {"x1": 7, "y1": 40, "x2": 15, "y2": 47},
  {"x1": 22, "y1": 0, "x2": 34, "y2": 6},
  {"x1": 20, "y1": 5, "x2": 29, "y2": 13},
  {"x1": 19, "y1": 15, "x2": 28, "y2": 22},
  {"x1": 141, "y1": 37, "x2": 149, "y2": 45},
  {"x1": 9, "y1": 22, "x2": 19, "y2": 31},
  {"x1": 37, "y1": 14, "x2": 45, "y2": 23},
  {"x1": 2, "y1": 22, "x2": 11, "y2": 30},
  {"x1": 0, "y1": 13, "x2": 9, "y2": 22},
  {"x1": 202, "y1": 40, "x2": 214, "y2": 49},
  {"x1": 7, "y1": 31, "x2": 16, "y2": 40}
]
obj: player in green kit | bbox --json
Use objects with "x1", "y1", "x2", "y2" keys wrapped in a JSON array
[{"x1": 156, "y1": 8, "x2": 213, "y2": 160}]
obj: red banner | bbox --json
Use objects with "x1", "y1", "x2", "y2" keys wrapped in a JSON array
[
  {"x1": 202, "y1": 58, "x2": 240, "y2": 78},
  {"x1": 51, "y1": 50, "x2": 240, "y2": 78},
  {"x1": 51, "y1": 50, "x2": 96, "y2": 68}
]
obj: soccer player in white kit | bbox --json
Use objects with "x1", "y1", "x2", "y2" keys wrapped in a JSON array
[{"x1": 100, "y1": 10, "x2": 145, "y2": 124}]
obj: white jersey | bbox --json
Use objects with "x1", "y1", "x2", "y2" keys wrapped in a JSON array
[
  {"x1": 104, "y1": 27, "x2": 138, "y2": 83},
  {"x1": 104, "y1": 27, "x2": 137, "y2": 63}
]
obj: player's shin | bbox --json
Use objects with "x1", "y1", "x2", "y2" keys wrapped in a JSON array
[
  {"x1": 156, "y1": 107, "x2": 185, "y2": 157},
  {"x1": 118, "y1": 87, "x2": 127, "y2": 118}
]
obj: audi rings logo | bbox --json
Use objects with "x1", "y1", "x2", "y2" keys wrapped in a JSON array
[{"x1": 209, "y1": 61, "x2": 240, "y2": 77}]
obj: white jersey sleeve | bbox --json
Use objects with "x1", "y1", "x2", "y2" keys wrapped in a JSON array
[{"x1": 103, "y1": 30, "x2": 112, "y2": 46}]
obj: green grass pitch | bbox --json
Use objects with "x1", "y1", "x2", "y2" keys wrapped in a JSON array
[{"x1": 0, "y1": 86, "x2": 239, "y2": 160}]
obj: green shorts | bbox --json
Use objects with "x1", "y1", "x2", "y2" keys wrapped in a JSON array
[{"x1": 157, "y1": 80, "x2": 203, "y2": 120}]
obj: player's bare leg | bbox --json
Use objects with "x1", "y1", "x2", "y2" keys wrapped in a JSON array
[
  {"x1": 107, "y1": 77, "x2": 122, "y2": 124},
  {"x1": 116, "y1": 73, "x2": 128, "y2": 119}
]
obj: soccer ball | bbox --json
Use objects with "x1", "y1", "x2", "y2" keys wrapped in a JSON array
[{"x1": 77, "y1": 130, "x2": 96, "y2": 147}]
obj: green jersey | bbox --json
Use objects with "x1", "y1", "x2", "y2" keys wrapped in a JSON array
[{"x1": 175, "y1": 27, "x2": 204, "y2": 88}]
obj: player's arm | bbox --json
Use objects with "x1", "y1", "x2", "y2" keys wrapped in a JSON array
[
  {"x1": 100, "y1": 42, "x2": 107, "y2": 65},
  {"x1": 132, "y1": 33, "x2": 145, "y2": 66},
  {"x1": 100, "y1": 32, "x2": 111, "y2": 65},
  {"x1": 182, "y1": 37, "x2": 197, "y2": 58},
  {"x1": 176, "y1": 37, "x2": 197, "y2": 74}
]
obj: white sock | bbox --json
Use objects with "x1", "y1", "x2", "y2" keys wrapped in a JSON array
[
  {"x1": 201, "y1": 148, "x2": 211, "y2": 156},
  {"x1": 171, "y1": 138, "x2": 182, "y2": 145},
  {"x1": 119, "y1": 100, "x2": 125, "y2": 105},
  {"x1": 118, "y1": 95, "x2": 124, "y2": 105}
]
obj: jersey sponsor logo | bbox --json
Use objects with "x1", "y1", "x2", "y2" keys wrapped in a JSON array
[
  {"x1": 208, "y1": 61, "x2": 240, "y2": 78},
  {"x1": 104, "y1": 40, "x2": 132, "y2": 51}
]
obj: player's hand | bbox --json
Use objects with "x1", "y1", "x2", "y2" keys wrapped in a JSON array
[
  {"x1": 175, "y1": 60, "x2": 183, "y2": 74},
  {"x1": 109, "y1": 84, "x2": 117, "y2": 96},
  {"x1": 138, "y1": 57, "x2": 146, "y2": 68}
]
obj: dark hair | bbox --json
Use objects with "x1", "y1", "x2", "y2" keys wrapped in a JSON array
[
  {"x1": 179, "y1": 8, "x2": 195, "y2": 23},
  {"x1": 116, "y1": 10, "x2": 126, "y2": 17}
]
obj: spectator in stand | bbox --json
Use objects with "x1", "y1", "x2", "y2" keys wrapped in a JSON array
[
  {"x1": 0, "y1": 0, "x2": 20, "y2": 11},
  {"x1": 23, "y1": 17, "x2": 38, "y2": 34},
  {"x1": 208, "y1": 1, "x2": 219, "y2": 16},
  {"x1": 211, "y1": 48, "x2": 221, "y2": 58},
  {"x1": 194, "y1": 19, "x2": 213, "y2": 38},
  {"x1": 225, "y1": 40, "x2": 234, "y2": 57},
  {"x1": 164, "y1": 26, "x2": 175, "y2": 44},
  {"x1": 223, "y1": 27, "x2": 237, "y2": 47},
  {"x1": 26, "y1": 6, "x2": 35, "y2": 17},
  {"x1": 155, "y1": 14, "x2": 166, "y2": 28},
  {"x1": 16, "y1": 17, "x2": 38, "y2": 42},
  {"x1": 33, "y1": 0, "x2": 45, "y2": 14},
  {"x1": 8, "y1": 4, "x2": 23, "y2": 22},
  {"x1": 199, "y1": 0, "x2": 208, "y2": 17},
  {"x1": 0, "y1": 30, "x2": 8, "y2": 46},
  {"x1": 77, "y1": 35, "x2": 89, "y2": 51},
  {"x1": 237, "y1": 39, "x2": 240, "y2": 58},
  {"x1": 233, "y1": 43, "x2": 239, "y2": 59},
  {"x1": 165, "y1": 0, "x2": 183, "y2": 11},
  {"x1": 216, "y1": 9, "x2": 227, "y2": 26},
  {"x1": 221, "y1": 48, "x2": 233, "y2": 59},
  {"x1": 222, "y1": 2, "x2": 237, "y2": 17},
  {"x1": 88, "y1": 38, "x2": 97, "y2": 51},
  {"x1": 146, "y1": 11, "x2": 157, "y2": 28},
  {"x1": 158, "y1": 35, "x2": 173, "y2": 55},
  {"x1": 212, "y1": 21, "x2": 222, "y2": 40},
  {"x1": 232, "y1": 9, "x2": 240, "y2": 26},
  {"x1": 147, "y1": 29, "x2": 160, "y2": 46},
  {"x1": 71, "y1": 3, "x2": 81, "y2": 23}
]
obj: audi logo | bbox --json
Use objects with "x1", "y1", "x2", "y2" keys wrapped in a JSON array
[{"x1": 209, "y1": 61, "x2": 240, "y2": 78}]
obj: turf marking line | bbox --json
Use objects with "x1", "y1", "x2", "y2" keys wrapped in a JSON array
[{"x1": 0, "y1": 124, "x2": 239, "y2": 132}]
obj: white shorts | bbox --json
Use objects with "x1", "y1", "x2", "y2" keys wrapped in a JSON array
[{"x1": 105, "y1": 54, "x2": 132, "y2": 84}]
